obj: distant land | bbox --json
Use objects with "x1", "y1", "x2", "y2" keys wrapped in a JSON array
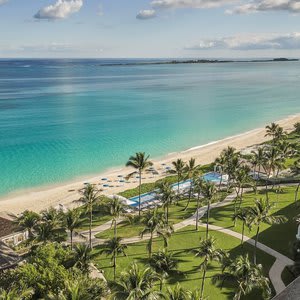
[{"x1": 100, "y1": 57, "x2": 299, "y2": 67}]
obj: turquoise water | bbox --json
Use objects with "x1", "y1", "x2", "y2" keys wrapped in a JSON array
[{"x1": 1, "y1": 59, "x2": 300, "y2": 197}]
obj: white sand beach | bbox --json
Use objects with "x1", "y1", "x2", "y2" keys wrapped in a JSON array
[{"x1": 1, "y1": 114, "x2": 300, "y2": 215}]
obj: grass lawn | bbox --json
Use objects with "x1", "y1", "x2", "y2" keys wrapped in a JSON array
[
  {"x1": 93, "y1": 226, "x2": 275, "y2": 300},
  {"x1": 95, "y1": 192, "x2": 228, "y2": 239},
  {"x1": 208, "y1": 186, "x2": 299, "y2": 259}
]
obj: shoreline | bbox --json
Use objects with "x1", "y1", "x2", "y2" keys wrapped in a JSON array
[{"x1": 1, "y1": 113, "x2": 300, "y2": 215}]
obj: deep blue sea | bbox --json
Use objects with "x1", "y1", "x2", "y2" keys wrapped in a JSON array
[{"x1": 1, "y1": 59, "x2": 300, "y2": 197}]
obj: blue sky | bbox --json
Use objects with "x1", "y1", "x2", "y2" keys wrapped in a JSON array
[{"x1": 1, "y1": 0, "x2": 300, "y2": 58}]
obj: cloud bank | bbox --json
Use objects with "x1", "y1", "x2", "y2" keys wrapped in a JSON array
[
  {"x1": 136, "y1": 9, "x2": 157, "y2": 19},
  {"x1": 34, "y1": 0, "x2": 83, "y2": 20},
  {"x1": 185, "y1": 33, "x2": 300, "y2": 50},
  {"x1": 151, "y1": 0, "x2": 236, "y2": 9}
]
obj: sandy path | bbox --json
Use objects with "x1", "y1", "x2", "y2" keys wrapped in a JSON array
[{"x1": 1, "y1": 113, "x2": 299, "y2": 215}]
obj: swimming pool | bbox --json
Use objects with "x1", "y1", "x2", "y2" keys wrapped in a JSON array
[{"x1": 128, "y1": 172, "x2": 225, "y2": 207}]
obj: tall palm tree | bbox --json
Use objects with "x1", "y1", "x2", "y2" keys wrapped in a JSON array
[
  {"x1": 15, "y1": 210, "x2": 40, "y2": 239},
  {"x1": 140, "y1": 209, "x2": 173, "y2": 258},
  {"x1": 170, "y1": 158, "x2": 186, "y2": 196},
  {"x1": 201, "y1": 182, "x2": 217, "y2": 239},
  {"x1": 192, "y1": 236, "x2": 225, "y2": 300},
  {"x1": 193, "y1": 177, "x2": 204, "y2": 231},
  {"x1": 149, "y1": 249, "x2": 179, "y2": 291},
  {"x1": 109, "y1": 196, "x2": 126, "y2": 238},
  {"x1": 126, "y1": 152, "x2": 153, "y2": 217},
  {"x1": 156, "y1": 181, "x2": 176, "y2": 224},
  {"x1": 291, "y1": 159, "x2": 300, "y2": 203},
  {"x1": 250, "y1": 147, "x2": 265, "y2": 181},
  {"x1": 64, "y1": 208, "x2": 84, "y2": 249},
  {"x1": 183, "y1": 158, "x2": 200, "y2": 210},
  {"x1": 77, "y1": 184, "x2": 101, "y2": 249},
  {"x1": 212, "y1": 254, "x2": 271, "y2": 300},
  {"x1": 232, "y1": 208, "x2": 250, "y2": 246},
  {"x1": 248, "y1": 198, "x2": 287, "y2": 264},
  {"x1": 0, "y1": 287, "x2": 34, "y2": 300},
  {"x1": 166, "y1": 283, "x2": 190, "y2": 300},
  {"x1": 214, "y1": 154, "x2": 226, "y2": 190},
  {"x1": 73, "y1": 243, "x2": 92, "y2": 274},
  {"x1": 100, "y1": 237, "x2": 127, "y2": 280},
  {"x1": 265, "y1": 122, "x2": 279, "y2": 140},
  {"x1": 111, "y1": 262, "x2": 161, "y2": 299}
]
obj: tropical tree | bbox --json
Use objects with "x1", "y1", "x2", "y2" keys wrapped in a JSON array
[
  {"x1": 110, "y1": 262, "x2": 161, "y2": 300},
  {"x1": 193, "y1": 177, "x2": 204, "y2": 231},
  {"x1": 149, "y1": 249, "x2": 179, "y2": 291},
  {"x1": 35, "y1": 221, "x2": 58, "y2": 243},
  {"x1": 126, "y1": 152, "x2": 153, "y2": 217},
  {"x1": 156, "y1": 180, "x2": 176, "y2": 224},
  {"x1": 248, "y1": 198, "x2": 287, "y2": 264},
  {"x1": 291, "y1": 159, "x2": 300, "y2": 203},
  {"x1": 109, "y1": 196, "x2": 126, "y2": 238},
  {"x1": 100, "y1": 237, "x2": 127, "y2": 280},
  {"x1": 212, "y1": 254, "x2": 271, "y2": 300},
  {"x1": 170, "y1": 158, "x2": 186, "y2": 195},
  {"x1": 294, "y1": 122, "x2": 300, "y2": 135},
  {"x1": 265, "y1": 122, "x2": 279, "y2": 140},
  {"x1": 191, "y1": 236, "x2": 225, "y2": 300},
  {"x1": 214, "y1": 154, "x2": 226, "y2": 190},
  {"x1": 15, "y1": 210, "x2": 40, "y2": 239},
  {"x1": 232, "y1": 208, "x2": 250, "y2": 245},
  {"x1": 73, "y1": 244, "x2": 92, "y2": 275},
  {"x1": 166, "y1": 283, "x2": 190, "y2": 300},
  {"x1": 201, "y1": 182, "x2": 217, "y2": 239},
  {"x1": 140, "y1": 209, "x2": 173, "y2": 258},
  {"x1": 64, "y1": 209, "x2": 84, "y2": 249},
  {"x1": 250, "y1": 147, "x2": 266, "y2": 181},
  {"x1": 77, "y1": 184, "x2": 101, "y2": 248},
  {"x1": 0, "y1": 287, "x2": 34, "y2": 300},
  {"x1": 183, "y1": 158, "x2": 200, "y2": 210}
]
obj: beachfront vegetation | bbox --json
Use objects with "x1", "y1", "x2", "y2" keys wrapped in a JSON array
[{"x1": 3, "y1": 121, "x2": 300, "y2": 299}]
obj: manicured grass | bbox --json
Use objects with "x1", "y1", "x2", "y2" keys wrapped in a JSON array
[
  {"x1": 208, "y1": 186, "x2": 299, "y2": 259},
  {"x1": 93, "y1": 226, "x2": 275, "y2": 299}
]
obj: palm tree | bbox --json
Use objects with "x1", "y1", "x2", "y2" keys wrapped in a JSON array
[
  {"x1": 193, "y1": 177, "x2": 204, "y2": 231},
  {"x1": 77, "y1": 184, "x2": 101, "y2": 248},
  {"x1": 126, "y1": 152, "x2": 153, "y2": 217},
  {"x1": 170, "y1": 158, "x2": 186, "y2": 195},
  {"x1": 140, "y1": 209, "x2": 173, "y2": 258},
  {"x1": 64, "y1": 209, "x2": 84, "y2": 249},
  {"x1": 183, "y1": 158, "x2": 200, "y2": 210},
  {"x1": 294, "y1": 122, "x2": 300, "y2": 135},
  {"x1": 100, "y1": 237, "x2": 127, "y2": 280},
  {"x1": 0, "y1": 287, "x2": 34, "y2": 300},
  {"x1": 192, "y1": 236, "x2": 225, "y2": 300},
  {"x1": 35, "y1": 221, "x2": 57, "y2": 243},
  {"x1": 166, "y1": 283, "x2": 190, "y2": 300},
  {"x1": 212, "y1": 254, "x2": 271, "y2": 300},
  {"x1": 201, "y1": 182, "x2": 217, "y2": 239},
  {"x1": 156, "y1": 181, "x2": 176, "y2": 224},
  {"x1": 291, "y1": 159, "x2": 300, "y2": 203},
  {"x1": 15, "y1": 210, "x2": 40, "y2": 239},
  {"x1": 248, "y1": 198, "x2": 287, "y2": 264},
  {"x1": 73, "y1": 243, "x2": 92, "y2": 274},
  {"x1": 111, "y1": 262, "x2": 161, "y2": 299},
  {"x1": 250, "y1": 147, "x2": 265, "y2": 181},
  {"x1": 214, "y1": 154, "x2": 226, "y2": 190},
  {"x1": 149, "y1": 249, "x2": 179, "y2": 291},
  {"x1": 232, "y1": 208, "x2": 250, "y2": 246},
  {"x1": 265, "y1": 122, "x2": 279, "y2": 140},
  {"x1": 109, "y1": 196, "x2": 126, "y2": 238}
]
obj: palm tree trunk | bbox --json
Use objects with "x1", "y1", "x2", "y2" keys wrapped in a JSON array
[
  {"x1": 184, "y1": 183, "x2": 192, "y2": 211},
  {"x1": 200, "y1": 263, "x2": 207, "y2": 300},
  {"x1": 206, "y1": 200, "x2": 211, "y2": 239},
  {"x1": 196, "y1": 193, "x2": 200, "y2": 231},
  {"x1": 113, "y1": 253, "x2": 116, "y2": 280},
  {"x1": 114, "y1": 220, "x2": 117, "y2": 238},
  {"x1": 254, "y1": 226, "x2": 260, "y2": 264},
  {"x1": 177, "y1": 174, "x2": 180, "y2": 195},
  {"x1": 295, "y1": 182, "x2": 300, "y2": 203},
  {"x1": 89, "y1": 207, "x2": 93, "y2": 249},
  {"x1": 70, "y1": 229, "x2": 73, "y2": 249},
  {"x1": 166, "y1": 204, "x2": 169, "y2": 225},
  {"x1": 149, "y1": 232, "x2": 153, "y2": 258},
  {"x1": 138, "y1": 170, "x2": 142, "y2": 217},
  {"x1": 241, "y1": 222, "x2": 244, "y2": 247},
  {"x1": 237, "y1": 187, "x2": 244, "y2": 211},
  {"x1": 236, "y1": 289, "x2": 242, "y2": 300}
]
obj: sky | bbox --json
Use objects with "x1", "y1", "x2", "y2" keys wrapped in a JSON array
[{"x1": 0, "y1": 0, "x2": 300, "y2": 58}]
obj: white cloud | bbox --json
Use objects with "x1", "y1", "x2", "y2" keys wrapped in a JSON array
[
  {"x1": 151, "y1": 0, "x2": 236, "y2": 9},
  {"x1": 34, "y1": 0, "x2": 83, "y2": 20},
  {"x1": 185, "y1": 33, "x2": 300, "y2": 50},
  {"x1": 136, "y1": 9, "x2": 157, "y2": 19},
  {"x1": 227, "y1": 0, "x2": 300, "y2": 13},
  {"x1": 0, "y1": 0, "x2": 8, "y2": 5}
]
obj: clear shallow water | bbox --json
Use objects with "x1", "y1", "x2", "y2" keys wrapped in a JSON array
[{"x1": 1, "y1": 59, "x2": 300, "y2": 197}]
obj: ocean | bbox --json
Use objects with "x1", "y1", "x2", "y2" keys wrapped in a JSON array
[{"x1": 1, "y1": 59, "x2": 300, "y2": 197}]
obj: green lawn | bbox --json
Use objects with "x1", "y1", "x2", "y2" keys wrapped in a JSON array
[
  {"x1": 208, "y1": 186, "x2": 299, "y2": 259},
  {"x1": 93, "y1": 226, "x2": 275, "y2": 300}
]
